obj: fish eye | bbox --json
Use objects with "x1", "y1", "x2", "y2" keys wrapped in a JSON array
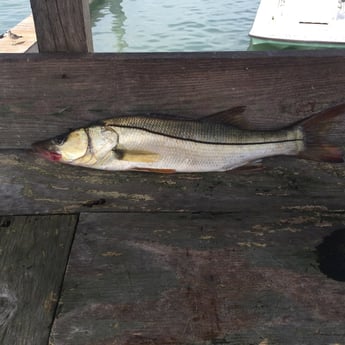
[{"x1": 53, "y1": 134, "x2": 68, "y2": 146}]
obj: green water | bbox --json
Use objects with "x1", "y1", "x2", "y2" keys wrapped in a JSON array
[
  {"x1": 1, "y1": 0, "x2": 260, "y2": 52},
  {"x1": 0, "y1": 0, "x2": 31, "y2": 34},
  {"x1": 90, "y1": 0, "x2": 260, "y2": 52}
]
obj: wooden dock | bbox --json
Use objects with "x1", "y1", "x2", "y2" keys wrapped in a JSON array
[
  {"x1": 0, "y1": 15, "x2": 37, "y2": 53},
  {"x1": 1, "y1": 1, "x2": 345, "y2": 344}
]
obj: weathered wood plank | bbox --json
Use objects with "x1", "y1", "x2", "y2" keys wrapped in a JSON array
[
  {"x1": 50, "y1": 211, "x2": 345, "y2": 345},
  {"x1": 30, "y1": 0, "x2": 93, "y2": 52},
  {"x1": 1, "y1": 150, "x2": 344, "y2": 215},
  {"x1": 0, "y1": 214, "x2": 78, "y2": 345},
  {"x1": 0, "y1": 51, "x2": 345, "y2": 149}
]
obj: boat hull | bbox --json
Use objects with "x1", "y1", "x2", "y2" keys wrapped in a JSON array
[
  {"x1": 249, "y1": 0, "x2": 345, "y2": 50},
  {"x1": 249, "y1": 36, "x2": 345, "y2": 51}
]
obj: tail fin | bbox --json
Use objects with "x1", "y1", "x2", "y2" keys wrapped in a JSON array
[{"x1": 297, "y1": 103, "x2": 345, "y2": 163}]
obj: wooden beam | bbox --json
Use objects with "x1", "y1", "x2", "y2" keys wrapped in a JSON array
[
  {"x1": 0, "y1": 215, "x2": 78, "y2": 344},
  {"x1": 0, "y1": 51, "x2": 345, "y2": 149},
  {"x1": 30, "y1": 0, "x2": 93, "y2": 52},
  {"x1": 1, "y1": 151, "x2": 345, "y2": 215}
]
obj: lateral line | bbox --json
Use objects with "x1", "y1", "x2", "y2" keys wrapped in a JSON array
[{"x1": 111, "y1": 124, "x2": 303, "y2": 146}]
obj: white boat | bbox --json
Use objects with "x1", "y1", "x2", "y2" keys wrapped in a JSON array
[{"x1": 249, "y1": 0, "x2": 345, "y2": 50}]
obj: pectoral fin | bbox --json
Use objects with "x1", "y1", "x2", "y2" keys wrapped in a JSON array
[{"x1": 114, "y1": 148, "x2": 161, "y2": 163}]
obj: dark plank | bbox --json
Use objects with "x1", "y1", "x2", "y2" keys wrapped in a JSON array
[
  {"x1": 51, "y1": 211, "x2": 345, "y2": 345},
  {"x1": 30, "y1": 0, "x2": 93, "y2": 52},
  {"x1": 0, "y1": 214, "x2": 78, "y2": 345},
  {"x1": 1, "y1": 150, "x2": 345, "y2": 215},
  {"x1": 0, "y1": 51, "x2": 345, "y2": 149}
]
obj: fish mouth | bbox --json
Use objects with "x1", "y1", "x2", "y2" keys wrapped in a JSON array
[{"x1": 32, "y1": 141, "x2": 62, "y2": 161}]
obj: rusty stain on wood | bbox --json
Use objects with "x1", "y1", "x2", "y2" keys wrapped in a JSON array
[{"x1": 50, "y1": 212, "x2": 345, "y2": 345}]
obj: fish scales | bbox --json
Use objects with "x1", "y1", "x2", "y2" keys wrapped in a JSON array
[
  {"x1": 104, "y1": 116, "x2": 297, "y2": 145},
  {"x1": 100, "y1": 117, "x2": 303, "y2": 172}
]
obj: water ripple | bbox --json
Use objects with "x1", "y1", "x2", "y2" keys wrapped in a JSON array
[{"x1": 92, "y1": 0, "x2": 261, "y2": 52}]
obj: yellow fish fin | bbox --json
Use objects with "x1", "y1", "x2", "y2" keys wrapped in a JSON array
[{"x1": 114, "y1": 148, "x2": 161, "y2": 163}]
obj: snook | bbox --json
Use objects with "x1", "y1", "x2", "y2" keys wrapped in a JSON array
[{"x1": 32, "y1": 104, "x2": 345, "y2": 173}]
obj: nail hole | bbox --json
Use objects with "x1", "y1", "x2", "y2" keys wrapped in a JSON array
[
  {"x1": 316, "y1": 229, "x2": 345, "y2": 282},
  {"x1": 82, "y1": 198, "x2": 106, "y2": 208}
]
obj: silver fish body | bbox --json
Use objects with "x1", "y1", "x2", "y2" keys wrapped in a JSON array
[
  {"x1": 93, "y1": 116, "x2": 304, "y2": 172},
  {"x1": 32, "y1": 105, "x2": 345, "y2": 173}
]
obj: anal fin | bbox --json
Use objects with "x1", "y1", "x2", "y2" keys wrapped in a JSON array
[{"x1": 229, "y1": 160, "x2": 264, "y2": 173}]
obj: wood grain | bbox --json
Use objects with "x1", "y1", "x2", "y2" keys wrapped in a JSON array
[
  {"x1": 30, "y1": 0, "x2": 93, "y2": 52},
  {"x1": 50, "y1": 211, "x2": 345, "y2": 345},
  {"x1": 1, "y1": 150, "x2": 344, "y2": 215},
  {"x1": 0, "y1": 52, "x2": 345, "y2": 149},
  {"x1": 0, "y1": 215, "x2": 78, "y2": 345}
]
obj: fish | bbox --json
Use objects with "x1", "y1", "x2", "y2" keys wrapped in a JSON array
[{"x1": 32, "y1": 104, "x2": 345, "y2": 173}]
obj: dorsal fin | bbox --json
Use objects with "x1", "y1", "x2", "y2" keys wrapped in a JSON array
[{"x1": 200, "y1": 106, "x2": 250, "y2": 129}]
